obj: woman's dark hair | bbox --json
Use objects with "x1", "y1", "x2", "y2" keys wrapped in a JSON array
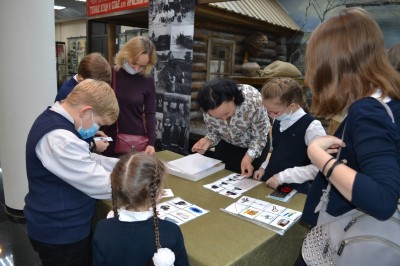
[{"x1": 196, "y1": 78, "x2": 245, "y2": 112}]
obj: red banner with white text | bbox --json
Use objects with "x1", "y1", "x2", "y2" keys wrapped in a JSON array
[{"x1": 87, "y1": 0, "x2": 149, "y2": 17}]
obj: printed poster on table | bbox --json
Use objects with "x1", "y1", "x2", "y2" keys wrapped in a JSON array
[
  {"x1": 203, "y1": 173, "x2": 262, "y2": 198},
  {"x1": 157, "y1": 197, "x2": 209, "y2": 225},
  {"x1": 221, "y1": 196, "x2": 302, "y2": 235}
]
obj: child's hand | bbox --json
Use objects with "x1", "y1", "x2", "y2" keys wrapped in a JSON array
[
  {"x1": 95, "y1": 140, "x2": 109, "y2": 153},
  {"x1": 144, "y1": 145, "x2": 156, "y2": 155},
  {"x1": 308, "y1": 135, "x2": 345, "y2": 155},
  {"x1": 265, "y1": 175, "x2": 280, "y2": 189},
  {"x1": 253, "y1": 168, "x2": 265, "y2": 180},
  {"x1": 95, "y1": 130, "x2": 107, "y2": 137}
]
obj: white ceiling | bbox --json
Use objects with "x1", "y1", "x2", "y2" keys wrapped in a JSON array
[{"x1": 54, "y1": 0, "x2": 87, "y2": 22}]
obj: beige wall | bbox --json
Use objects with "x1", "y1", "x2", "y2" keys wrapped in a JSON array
[{"x1": 55, "y1": 19, "x2": 86, "y2": 51}]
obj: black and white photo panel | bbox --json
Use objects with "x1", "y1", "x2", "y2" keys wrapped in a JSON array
[
  {"x1": 171, "y1": 25, "x2": 194, "y2": 51},
  {"x1": 156, "y1": 50, "x2": 193, "y2": 95}
]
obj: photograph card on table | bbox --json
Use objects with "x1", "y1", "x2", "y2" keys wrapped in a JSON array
[
  {"x1": 267, "y1": 185, "x2": 297, "y2": 202},
  {"x1": 157, "y1": 197, "x2": 209, "y2": 225},
  {"x1": 204, "y1": 173, "x2": 261, "y2": 198},
  {"x1": 221, "y1": 196, "x2": 302, "y2": 235}
]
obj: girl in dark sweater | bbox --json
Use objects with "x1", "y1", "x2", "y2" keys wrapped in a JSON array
[
  {"x1": 253, "y1": 78, "x2": 326, "y2": 194},
  {"x1": 295, "y1": 7, "x2": 400, "y2": 266},
  {"x1": 93, "y1": 152, "x2": 189, "y2": 266}
]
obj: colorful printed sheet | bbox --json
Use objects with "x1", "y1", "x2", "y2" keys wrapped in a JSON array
[
  {"x1": 157, "y1": 197, "x2": 209, "y2": 225},
  {"x1": 221, "y1": 196, "x2": 302, "y2": 235}
]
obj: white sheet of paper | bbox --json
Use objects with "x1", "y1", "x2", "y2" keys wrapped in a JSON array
[
  {"x1": 167, "y1": 153, "x2": 222, "y2": 175},
  {"x1": 93, "y1": 137, "x2": 113, "y2": 141},
  {"x1": 162, "y1": 189, "x2": 174, "y2": 198}
]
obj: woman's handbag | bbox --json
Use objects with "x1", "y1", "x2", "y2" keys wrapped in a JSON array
[
  {"x1": 112, "y1": 69, "x2": 149, "y2": 154},
  {"x1": 114, "y1": 133, "x2": 149, "y2": 154},
  {"x1": 302, "y1": 197, "x2": 400, "y2": 265},
  {"x1": 302, "y1": 98, "x2": 400, "y2": 266}
]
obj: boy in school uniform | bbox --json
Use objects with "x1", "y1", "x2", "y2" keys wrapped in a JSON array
[{"x1": 25, "y1": 79, "x2": 119, "y2": 266}]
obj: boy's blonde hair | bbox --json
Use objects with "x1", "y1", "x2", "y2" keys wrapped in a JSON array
[
  {"x1": 114, "y1": 36, "x2": 157, "y2": 76},
  {"x1": 65, "y1": 79, "x2": 119, "y2": 124}
]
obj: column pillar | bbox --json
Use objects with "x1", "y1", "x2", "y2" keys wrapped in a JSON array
[{"x1": 0, "y1": 0, "x2": 56, "y2": 213}]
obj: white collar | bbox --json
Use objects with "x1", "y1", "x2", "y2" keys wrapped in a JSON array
[
  {"x1": 118, "y1": 208, "x2": 154, "y2": 222},
  {"x1": 370, "y1": 88, "x2": 391, "y2": 103},
  {"x1": 50, "y1": 102, "x2": 74, "y2": 124}
]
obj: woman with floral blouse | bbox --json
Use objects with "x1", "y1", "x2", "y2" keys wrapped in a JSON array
[{"x1": 192, "y1": 78, "x2": 271, "y2": 177}]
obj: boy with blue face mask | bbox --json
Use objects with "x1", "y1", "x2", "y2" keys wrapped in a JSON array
[
  {"x1": 25, "y1": 79, "x2": 119, "y2": 266},
  {"x1": 253, "y1": 78, "x2": 326, "y2": 194},
  {"x1": 77, "y1": 110, "x2": 100, "y2": 139}
]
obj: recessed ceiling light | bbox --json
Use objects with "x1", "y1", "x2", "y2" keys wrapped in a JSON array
[
  {"x1": 75, "y1": 0, "x2": 87, "y2": 2},
  {"x1": 54, "y1": 5, "x2": 66, "y2": 10}
]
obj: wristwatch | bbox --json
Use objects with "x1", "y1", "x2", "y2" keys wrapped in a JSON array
[{"x1": 90, "y1": 140, "x2": 97, "y2": 152}]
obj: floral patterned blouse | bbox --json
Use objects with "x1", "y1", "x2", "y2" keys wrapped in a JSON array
[{"x1": 203, "y1": 84, "x2": 271, "y2": 159}]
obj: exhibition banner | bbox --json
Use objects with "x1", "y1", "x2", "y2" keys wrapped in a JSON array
[
  {"x1": 87, "y1": 0, "x2": 149, "y2": 17},
  {"x1": 149, "y1": 0, "x2": 195, "y2": 154}
]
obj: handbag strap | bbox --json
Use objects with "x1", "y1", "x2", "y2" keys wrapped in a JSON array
[
  {"x1": 112, "y1": 68, "x2": 120, "y2": 134},
  {"x1": 314, "y1": 127, "x2": 345, "y2": 213},
  {"x1": 374, "y1": 97, "x2": 395, "y2": 122},
  {"x1": 314, "y1": 97, "x2": 396, "y2": 214}
]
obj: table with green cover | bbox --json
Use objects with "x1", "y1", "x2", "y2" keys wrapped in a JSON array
[{"x1": 95, "y1": 150, "x2": 309, "y2": 266}]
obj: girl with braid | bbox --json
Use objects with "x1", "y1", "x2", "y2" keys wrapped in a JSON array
[{"x1": 92, "y1": 152, "x2": 189, "y2": 266}]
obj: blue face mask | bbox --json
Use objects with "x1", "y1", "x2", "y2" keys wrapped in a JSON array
[
  {"x1": 78, "y1": 111, "x2": 100, "y2": 139},
  {"x1": 123, "y1": 60, "x2": 142, "y2": 75},
  {"x1": 275, "y1": 109, "x2": 292, "y2": 121}
]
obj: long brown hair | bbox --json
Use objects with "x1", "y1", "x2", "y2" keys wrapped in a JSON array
[{"x1": 305, "y1": 7, "x2": 400, "y2": 118}]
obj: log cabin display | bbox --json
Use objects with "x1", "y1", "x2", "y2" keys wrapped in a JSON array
[{"x1": 87, "y1": 0, "x2": 303, "y2": 152}]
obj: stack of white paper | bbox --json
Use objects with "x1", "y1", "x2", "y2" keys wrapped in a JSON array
[{"x1": 167, "y1": 153, "x2": 225, "y2": 181}]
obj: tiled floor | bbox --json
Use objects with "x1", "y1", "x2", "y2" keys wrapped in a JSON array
[{"x1": 0, "y1": 168, "x2": 42, "y2": 266}]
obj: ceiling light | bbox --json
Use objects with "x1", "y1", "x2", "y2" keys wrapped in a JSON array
[
  {"x1": 54, "y1": 5, "x2": 66, "y2": 10},
  {"x1": 75, "y1": 0, "x2": 87, "y2": 2}
]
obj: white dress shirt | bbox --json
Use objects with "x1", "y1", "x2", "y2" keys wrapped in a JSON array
[
  {"x1": 35, "y1": 102, "x2": 118, "y2": 200},
  {"x1": 260, "y1": 108, "x2": 326, "y2": 184}
]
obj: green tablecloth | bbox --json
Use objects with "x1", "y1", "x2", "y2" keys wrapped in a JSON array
[{"x1": 94, "y1": 150, "x2": 308, "y2": 266}]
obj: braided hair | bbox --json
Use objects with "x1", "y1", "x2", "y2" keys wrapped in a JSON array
[{"x1": 110, "y1": 152, "x2": 166, "y2": 251}]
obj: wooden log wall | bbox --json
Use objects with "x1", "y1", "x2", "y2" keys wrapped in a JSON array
[{"x1": 190, "y1": 27, "x2": 289, "y2": 118}]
